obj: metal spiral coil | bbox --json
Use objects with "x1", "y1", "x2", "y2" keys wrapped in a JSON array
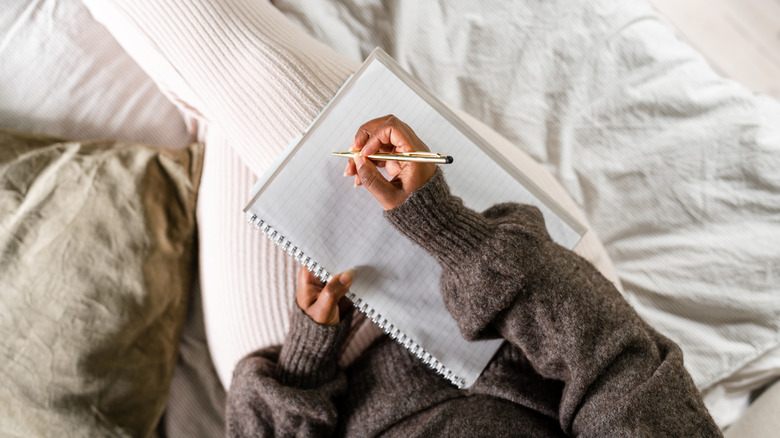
[
  {"x1": 247, "y1": 214, "x2": 332, "y2": 283},
  {"x1": 345, "y1": 290, "x2": 466, "y2": 389}
]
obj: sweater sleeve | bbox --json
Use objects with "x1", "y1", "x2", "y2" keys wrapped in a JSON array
[
  {"x1": 385, "y1": 170, "x2": 721, "y2": 437},
  {"x1": 225, "y1": 308, "x2": 351, "y2": 437}
]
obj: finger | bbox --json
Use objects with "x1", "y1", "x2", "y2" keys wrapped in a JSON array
[
  {"x1": 364, "y1": 116, "x2": 430, "y2": 156},
  {"x1": 296, "y1": 266, "x2": 323, "y2": 311},
  {"x1": 308, "y1": 270, "x2": 354, "y2": 325},
  {"x1": 359, "y1": 116, "x2": 409, "y2": 157},
  {"x1": 307, "y1": 291, "x2": 338, "y2": 325},
  {"x1": 320, "y1": 270, "x2": 353, "y2": 306},
  {"x1": 354, "y1": 155, "x2": 404, "y2": 210},
  {"x1": 351, "y1": 126, "x2": 370, "y2": 152},
  {"x1": 345, "y1": 148, "x2": 388, "y2": 180},
  {"x1": 349, "y1": 117, "x2": 391, "y2": 178},
  {"x1": 384, "y1": 160, "x2": 404, "y2": 177},
  {"x1": 352, "y1": 116, "x2": 392, "y2": 154},
  {"x1": 348, "y1": 134, "x2": 362, "y2": 175},
  {"x1": 362, "y1": 123, "x2": 403, "y2": 157}
]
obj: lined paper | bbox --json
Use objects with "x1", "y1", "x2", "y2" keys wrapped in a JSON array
[{"x1": 244, "y1": 49, "x2": 584, "y2": 388}]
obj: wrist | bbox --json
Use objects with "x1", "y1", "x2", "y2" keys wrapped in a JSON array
[
  {"x1": 276, "y1": 307, "x2": 351, "y2": 388},
  {"x1": 384, "y1": 169, "x2": 491, "y2": 268}
]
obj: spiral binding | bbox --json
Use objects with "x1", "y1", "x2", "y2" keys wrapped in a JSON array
[
  {"x1": 344, "y1": 290, "x2": 465, "y2": 388},
  {"x1": 247, "y1": 212, "x2": 466, "y2": 389},
  {"x1": 247, "y1": 213, "x2": 331, "y2": 283}
]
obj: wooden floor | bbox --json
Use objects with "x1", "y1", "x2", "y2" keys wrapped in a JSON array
[{"x1": 647, "y1": 0, "x2": 780, "y2": 99}]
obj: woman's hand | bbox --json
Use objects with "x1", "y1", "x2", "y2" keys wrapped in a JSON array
[
  {"x1": 344, "y1": 115, "x2": 437, "y2": 210},
  {"x1": 296, "y1": 267, "x2": 354, "y2": 326}
]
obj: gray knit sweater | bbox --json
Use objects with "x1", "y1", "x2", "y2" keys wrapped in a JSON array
[{"x1": 226, "y1": 171, "x2": 721, "y2": 437}]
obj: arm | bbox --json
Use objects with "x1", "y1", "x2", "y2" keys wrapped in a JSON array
[
  {"x1": 350, "y1": 116, "x2": 720, "y2": 437},
  {"x1": 225, "y1": 269, "x2": 353, "y2": 437},
  {"x1": 384, "y1": 170, "x2": 721, "y2": 437}
]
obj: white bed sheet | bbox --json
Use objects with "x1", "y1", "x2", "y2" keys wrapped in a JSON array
[{"x1": 273, "y1": 0, "x2": 780, "y2": 427}]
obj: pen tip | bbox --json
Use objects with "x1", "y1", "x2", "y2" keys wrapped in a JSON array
[{"x1": 445, "y1": 156, "x2": 454, "y2": 164}]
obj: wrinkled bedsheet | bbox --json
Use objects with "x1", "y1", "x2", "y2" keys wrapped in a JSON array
[{"x1": 273, "y1": 0, "x2": 780, "y2": 409}]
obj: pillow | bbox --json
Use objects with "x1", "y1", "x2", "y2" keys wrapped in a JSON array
[
  {"x1": 0, "y1": 0, "x2": 190, "y2": 147},
  {"x1": 0, "y1": 129, "x2": 203, "y2": 437}
]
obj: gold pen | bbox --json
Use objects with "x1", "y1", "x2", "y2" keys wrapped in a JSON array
[{"x1": 332, "y1": 151, "x2": 453, "y2": 164}]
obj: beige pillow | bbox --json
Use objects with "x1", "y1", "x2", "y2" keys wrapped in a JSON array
[{"x1": 0, "y1": 129, "x2": 203, "y2": 437}]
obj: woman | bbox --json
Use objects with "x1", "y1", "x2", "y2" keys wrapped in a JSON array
[{"x1": 226, "y1": 115, "x2": 721, "y2": 437}]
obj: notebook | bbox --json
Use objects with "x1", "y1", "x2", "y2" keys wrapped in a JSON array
[{"x1": 244, "y1": 48, "x2": 585, "y2": 388}]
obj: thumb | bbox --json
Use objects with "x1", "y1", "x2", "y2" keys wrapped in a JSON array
[
  {"x1": 308, "y1": 269, "x2": 354, "y2": 325},
  {"x1": 354, "y1": 156, "x2": 403, "y2": 210}
]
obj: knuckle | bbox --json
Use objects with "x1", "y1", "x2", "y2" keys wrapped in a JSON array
[{"x1": 360, "y1": 171, "x2": 376, "y2": 189}]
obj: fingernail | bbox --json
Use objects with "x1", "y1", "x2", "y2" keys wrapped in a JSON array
[{"x1": 340, "y1": 269, "x2": 354, "y2": 286}]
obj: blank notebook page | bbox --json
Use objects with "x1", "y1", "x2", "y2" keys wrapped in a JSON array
[{"x1": 245, "y1": 50, "x2": 583, "y2": 388}]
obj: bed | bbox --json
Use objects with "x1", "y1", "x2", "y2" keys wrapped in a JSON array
[{"x1": 1, "y1": 0, "x2": 778, "y2": 436}]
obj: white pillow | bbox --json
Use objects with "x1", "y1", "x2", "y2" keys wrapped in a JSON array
[{"x1": 0, "y1": 0, "x2": 189, "y2": 147}]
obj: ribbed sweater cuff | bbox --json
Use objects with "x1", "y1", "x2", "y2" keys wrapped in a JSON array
[
  {"x1": 384, "y1": 170, "x2": 491, "y2": 269},
  {"x1": 276, "y1": 307, "x2": 351, "y2": 388}
]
